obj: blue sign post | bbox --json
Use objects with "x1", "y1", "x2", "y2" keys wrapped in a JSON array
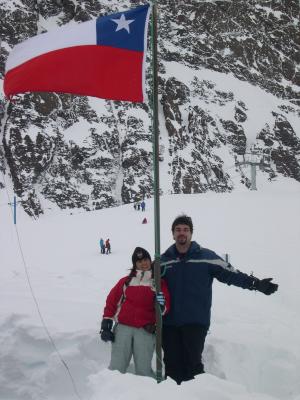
[{"x1": 13, "y1": 196, "x2": 16, "y2": 224}]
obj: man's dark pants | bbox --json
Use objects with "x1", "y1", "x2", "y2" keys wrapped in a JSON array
[{"x1": 162, "y1": 324, "x2": 208, "y2": 385}]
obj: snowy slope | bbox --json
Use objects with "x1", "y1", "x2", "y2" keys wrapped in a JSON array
[
  {"x1": 1, "y1": 0, "x2": 299, "y2": 216},
  {"x1": 1, "y1": 177, "x2": 300, "y2": 400}
]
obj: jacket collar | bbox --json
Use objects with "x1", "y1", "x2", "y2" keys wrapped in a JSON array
[
  {"x1": 135, "y1": 269, "x2": 152, "y2": 281},
  {"x1": 163, "y1": 241, "x2": 202, "y2": 259}
]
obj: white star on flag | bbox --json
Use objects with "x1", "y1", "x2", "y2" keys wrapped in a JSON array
[{"x1": 111, "y1": 14, "x2": 135, "y2": 33}]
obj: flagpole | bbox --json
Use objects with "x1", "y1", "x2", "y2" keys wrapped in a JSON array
[{"x1": 151, "y1": 1, "x2": 163, "y2": 383}]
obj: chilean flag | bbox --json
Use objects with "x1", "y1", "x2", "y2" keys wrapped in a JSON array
[{"x1": 4, "y1": 4, "x2": 151, "y2": 103}]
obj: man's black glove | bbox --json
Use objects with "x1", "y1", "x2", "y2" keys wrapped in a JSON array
[
  {"x1": 252, "y1": 277, "x2": 278, "y2": 295},
  {"x1": 100, "y1": 319, "x2": 115, "y2": 342}
]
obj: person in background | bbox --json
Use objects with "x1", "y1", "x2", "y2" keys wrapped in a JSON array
[
  {"x1": 99, "y1": 238, "x2": 105, "y2": 254},
  {"x1": 100, "y1": 247, "x2": 170, "y2": 377},
  {"x1": 160, "y1": 214, "x2": 278, "y2": 385},
  {"x1": 105, "y1": 239, "x2": 111, "y2": 254},
  {"x1": 141, "y1": 200, "x2": 146, "y2": 212}
]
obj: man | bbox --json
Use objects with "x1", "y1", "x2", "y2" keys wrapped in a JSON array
[
  {"x1": 99, "y1": 238, "x2": 105, "y2": 254},
  {"x1": 105, "y1": 238, "x2": 111, "y2": 254},
  {"x1": 160, "y1": 215, "x2": 278, "y2": 385}
]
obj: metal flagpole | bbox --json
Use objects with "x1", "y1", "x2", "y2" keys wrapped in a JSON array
[{"x1": 151, "y1": 0, "x2": 163, "y2": 383}]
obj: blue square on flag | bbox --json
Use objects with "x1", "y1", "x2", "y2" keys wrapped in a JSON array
[{"x1": 96, "y1": 4, "x2": 149, "y2": 52}]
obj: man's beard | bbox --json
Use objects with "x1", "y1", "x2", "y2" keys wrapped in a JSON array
[{"x1": 177, "y1": 236, "x2": 187, "y2": 245}]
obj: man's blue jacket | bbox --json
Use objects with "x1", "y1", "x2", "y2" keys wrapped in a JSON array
[{"x1": 161, "y1": 241, "x2": 255, "y2": 328}]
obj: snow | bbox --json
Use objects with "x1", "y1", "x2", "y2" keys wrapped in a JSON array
[
  {"x1": 163, "y1": 61, "x2": 300, "y2": 147},
  {"x1": 1, "y1": 177, "x2": 300, "y2": 400},
  {"x1": 1, "y1": 3, "x2": 300, "y2": 397},
  {"x1": 63, "y1": 120, "x2": 94, "y2": 147}
]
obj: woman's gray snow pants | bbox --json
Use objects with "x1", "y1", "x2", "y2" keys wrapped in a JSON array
[{"x1": 109, "y1": 323, "x2": 155, "y2": 377}]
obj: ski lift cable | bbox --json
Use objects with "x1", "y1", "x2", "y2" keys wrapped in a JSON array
[{"x1": 0, "y1": 171, "x2": 83, "y2": 400}]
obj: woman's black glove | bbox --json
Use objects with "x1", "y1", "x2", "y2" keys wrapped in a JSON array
[{"x1": 100, "y1": 319, "x2": 115, "y2": 342}]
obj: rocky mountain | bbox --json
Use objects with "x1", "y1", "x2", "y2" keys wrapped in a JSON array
[{"x1": 0, "y1": 0, "x2": 299, "y2": 217}]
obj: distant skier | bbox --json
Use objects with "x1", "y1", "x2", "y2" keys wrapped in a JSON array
[
  {"x1": 105, "y1": 239, "x2": 111, "y2": 254},
  {"x1": 141, "y1": 200, "x2": 146, "y2": 212},
  {"x1": 133, "y1": 203, "x2": 137, "y2": 211},
  {"x1": 99, "y1": 238, "x2": 105, "y2": 254},
  {"x1": 137, "y1": 203, "x2": 141, "y2": 211},
  {"x1": 100, "y1": 247, "x2": 170, "y2": 377},
  {"x1": 159, "y1": 214, "x2": 279, "y2": 385}
]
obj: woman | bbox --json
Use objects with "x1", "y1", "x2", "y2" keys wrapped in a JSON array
[{"x1": 100, "y1": 247, "x2": 170, "y2": 377}]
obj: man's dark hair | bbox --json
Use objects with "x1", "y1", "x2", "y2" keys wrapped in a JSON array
[{"x1": 171, "y1": 215, "x2": 193, "y2": 233}]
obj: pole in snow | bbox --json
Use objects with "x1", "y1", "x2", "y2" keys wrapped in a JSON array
[
  {"x1": 151, "y1": 1, "x2": 163, "y2": 383},
  {"x1": 13, "y1": 196, "x2": 17, "y2": 224}
]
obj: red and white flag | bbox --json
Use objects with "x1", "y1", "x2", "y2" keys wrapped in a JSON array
[{"x1": 4, "y1": 4, "x2": 151, "y2": 103}]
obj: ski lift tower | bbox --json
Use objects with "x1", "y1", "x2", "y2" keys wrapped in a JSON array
[{"x1": 236, "y1": 147, "x2": 270, "y2": 190}]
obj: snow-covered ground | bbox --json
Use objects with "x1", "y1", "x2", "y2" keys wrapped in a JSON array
[{"x1": 1, "y1": 177, "x2": 300, "y2": 400}]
